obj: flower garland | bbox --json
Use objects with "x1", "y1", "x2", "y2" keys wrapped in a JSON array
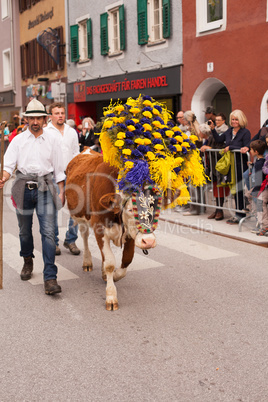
[{"x1": 97, "y1": 95, "x2": 206, "y2": 208}]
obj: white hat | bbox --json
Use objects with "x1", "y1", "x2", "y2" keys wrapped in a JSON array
[{"x1": 22, "y1": 99, "x2": 48, "y2": 117}]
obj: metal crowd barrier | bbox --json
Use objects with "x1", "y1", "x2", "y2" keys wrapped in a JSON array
[{"x1": 186, "y1": 148, "x2": 251, "y2": 231}]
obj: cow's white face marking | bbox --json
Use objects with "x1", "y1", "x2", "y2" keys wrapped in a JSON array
[
  {"x1": 83, "y1": 148, "x2": 92, "y2": 155},
  {"x1": 122, "y1": 198, "x2": 156, "y2": 250}
]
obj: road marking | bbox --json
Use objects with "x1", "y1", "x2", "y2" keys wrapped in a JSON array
[
  {"x1": 3, "y1": 233, "x2": 79, "y2": 285},
  {"x1": 155, "y1": 230, "x2": 238, "y2": 260},
  {"x1": 58, "y1": 227, "x2": 164, "y2": 271}
]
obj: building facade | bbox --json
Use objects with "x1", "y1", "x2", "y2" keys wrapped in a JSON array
[
  {"x1": 19, "y1": 0, "x2": 67, "y2": 111},
  {"x1": 181, "y1": 0, "x2": 268, "y2": 133},
  {"x1": 66, "y1": 0, "x2": 183, "y2": 124},
  {"x1": 0, "y1": 0, "x2": 22, "y2": 123}
]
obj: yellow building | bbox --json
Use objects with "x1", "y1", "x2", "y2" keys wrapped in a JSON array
[{"x1": 19, "y1": 0, "x2": 67, "y2": 111}]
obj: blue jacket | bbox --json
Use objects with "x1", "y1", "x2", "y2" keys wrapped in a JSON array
[{"x1": 211, "y1": 127, "x2": 251, "y2": 150}]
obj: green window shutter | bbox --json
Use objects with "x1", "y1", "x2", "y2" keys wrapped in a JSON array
[
  {"x1": 100, "y1": 13, "x2": 108, "y2": 55},
  {"x1": 70, "y1": 24, "x2": 79, "y2": 62},
  {"x1": 87, "y1": 18, "x2": 93, "y2": 59},
  {"x1": 162, "y1": 0, "x2": 171, "y2": 38},
  {"x1": 137, "y1": 0, "x2": 148, "y2": 45},
  {"x1": 119, "y1": 5, "x2": 125, "y2": 50}
]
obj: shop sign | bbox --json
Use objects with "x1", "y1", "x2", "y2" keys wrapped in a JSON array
[
  {"x1": 28, "y1": 7, "x2": 54, "y2": 29},
  {"x1": 74, "y1": 82, "x2": 86, "y2": 102},
  {"x1": 26, "y1": 84, "x2": 48, "y2": 98}
]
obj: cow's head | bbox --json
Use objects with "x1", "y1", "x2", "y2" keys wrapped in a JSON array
[{"x1": 121, "y1": 185, "x2": 162, "y2": 250}]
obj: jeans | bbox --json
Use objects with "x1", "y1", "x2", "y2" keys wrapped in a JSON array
[
  {"x1": 16, "y1": 187, "x2": 57, "y2": 281},
  {"x1": 55, "y1": 213, "x2": 78, "y2": 245},
  {"x1": 54, "y1": 180, "x2": 78, "y2": 246}
]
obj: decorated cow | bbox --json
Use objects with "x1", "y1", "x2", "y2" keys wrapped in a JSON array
[{"x1": 65, "y1": 95, "x2": 206, "y2": 310}]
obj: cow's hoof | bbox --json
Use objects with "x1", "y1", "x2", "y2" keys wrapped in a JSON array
[
  {"x1": 106, "y1": 301, "x2": 119, "y2": 311},
  {"x1": 83, "y1": 265, "x2": 93, "y2": 272}
]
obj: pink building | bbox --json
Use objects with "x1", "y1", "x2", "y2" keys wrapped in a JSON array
[{"x1": 181, "y1": 0, "x2": 268, "y2": 134}]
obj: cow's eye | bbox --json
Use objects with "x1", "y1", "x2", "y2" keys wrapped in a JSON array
[{"x1": 127, "y1": 208, "x2": 133, "y2": 213}]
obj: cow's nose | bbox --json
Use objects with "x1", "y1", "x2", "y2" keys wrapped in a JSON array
[{"x1": 141, "y1": 237, "x2": 156, "y2": 249}]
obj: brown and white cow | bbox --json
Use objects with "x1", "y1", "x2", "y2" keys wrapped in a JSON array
[{"x1": 65, "y1": 149, "x2": 159, "y2": 310}]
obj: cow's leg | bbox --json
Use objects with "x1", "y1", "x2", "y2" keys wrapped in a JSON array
[
  {"x1": 113, "y1": 237, "x2": 135, "y2": 282},
  {"x1": 97, "y1": 233, "x2": 118, "y2": 311},
  {"x1": 80, "y1": 224, "x2": 93, "y2": 272}
]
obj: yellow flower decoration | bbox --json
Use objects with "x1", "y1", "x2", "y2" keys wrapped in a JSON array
[
  {"x1": 143, "y1": 100, "x2": 152, "y2": 107},
  {"x1": 154, "y1": 144, "x2": 164, "y2": 151},
  {"x1": 189, "y1": 135, "x2": 199, "y2": 142},
  {"x1": 181, "y1": 142, "x2": 190, "y2": 148},
  {"x1": 114, "y1": 140, "x2": 124, "y2": 148},
  {"x1": 152, "y1": 120, "x2": 162, "y2": 128},
  {"x1": 143, "y1": 124, "x2": 152, "y2": 131},
  {"x1": 165, "y1": 130, "x2": 174, "y2": 138},
  {"x1": 132, "y1": 118, "x2": 139, "y2": 124},
  {"x1": 173, "y1": 127, "x2": 183, "y2": 133},
  {"x1": 125, "y1": 161, "x2": 134, "y2": 169},
  {"x1": 152, "y1": 132, "x2": 162, "y2": 139},
  {"x1": 103, "y1": 120, "x2": 113, "y2": 129},
  {"x1": 130, "y1": 107, "x2": 140, "y2": 115},
  {"x1": 146, "y1": 151, "x2": 155, "y2": 160},
  {"x1": 117, "y1": 132, "x2": 126, "y2": 139},
  {"x1": 134, "y1": 138, "x2": 144, "y2": 145},
  {"x1": 122, "y1": 148, "x2": 132, "y2": 155},
  {"x1": 152, "y1": 108, "x2": 160, "y2": 116},
  {"x1": 182, "y1": 133, "x2": 189, "y2": 140},
  {"x1": 174, "y1": 135, "x2": 183, "y2": 143},
  {"x1": 127, "y1": 125, "x2": 135, "y2": 131},
  {"x1": 175, "y1": 144, "x2": 182, "y2": 152},
  {"x1": 143, "y1": 111, "x2": 152, "y2": 119},
  {"x1": 144, "y1": 138, "x2": 152, "y2": 145},
  {"x1": 174, "y1": 157, "x2": 184, "y2": 165},
  {"x1": 115, "y1": 105, "x2": 124, "y2": 113}
]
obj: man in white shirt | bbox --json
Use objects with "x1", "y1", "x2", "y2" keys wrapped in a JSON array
[
  {"x1": 0, "y1": 99, "x2": 65, "y2": 295},
  {"x1": 47, "y1": 102, "x2": 80, "y2": 256}
]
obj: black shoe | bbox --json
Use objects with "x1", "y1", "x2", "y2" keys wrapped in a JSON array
[
  {"x1": 44, "y1": 279, "x2": 62, "y2": 295},
  {"x1": 20, "y1": 257, "x2": 33, "y2": 281}
]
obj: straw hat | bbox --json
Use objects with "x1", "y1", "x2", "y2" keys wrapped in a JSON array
[{"x1": 22, "y1": 99, "x2": 48, "y2": 117}]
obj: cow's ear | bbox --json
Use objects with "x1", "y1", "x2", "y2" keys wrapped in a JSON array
[{"x1": 99, "y1": 193, "x2": 122, "y2": 214}]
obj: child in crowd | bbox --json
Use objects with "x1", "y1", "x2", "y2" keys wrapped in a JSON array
[
  {"x1": 244, "y1": 140, "x2": 266, "y2": 233},
  {"x1": 256, "y1": 134, "x2": 268, "y2": 236}
]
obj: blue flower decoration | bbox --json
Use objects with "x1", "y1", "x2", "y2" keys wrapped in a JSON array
[
  {"x1": 117, "y1": 123, "x2": 127, "y2": 130},
  {"x1": 152, "y1": 138, "x2": 162, "y2": 145},
  {"x1": 137, "y1": 145, "x2": 151, "y2": 154},
  {"x1": 154, "y1": 105, "x2": 162, "y2": 113},
  {"x1": 140, "y1": 117, "x2": 151, "y2": 125},
  {"x1": 125, "y1": 119, "x2": 135, "y2": 125},
  {"x1": 168, "y1": 145, "x2": 177, "y2": 153},
  {"x1": 125, "y1": 139, "x2": 134, "y2": 146},
  {"x1": 173, "y1": 167, "x2": 181, "y2": 174},
  {"x1": 156, "y1": 153, "x2": 166, "y2": 159},
  {"x1": 154, "y1": 116, "x2": 164, "y2": 124},
  {"x1": 167, "y1": 121, "x2": 175, "y2": 127},
  {"x1": 190, "y1": 143, "x2": 197, "y2": 150},
  {"x1": 142, "y1": 107, "x2": 153, "y2": 112},
  {"x1": 170, "y1": 138, "x2": 177, "y2": 145},
  {"x1": 182, "y1": 147, "x2": 188, "y2": 155},
  {"x1": 143, "y1": 131, "x2": 152, "y2": 138},
  {"x1": 125, "y1": 131, "x2": 135, "y2": 138},
  {"x1": 143, "y1": 96, "x2": 152, "y2": 101},
  {"x1": 132, "y1": 149, "x2": 143, "y2": 158},
  {"x1": 106, "y1": 113, "x2": 116, "y2": 117},
  {"x1": 135, "y1": 123, "x2": 143, "y2": 130}
]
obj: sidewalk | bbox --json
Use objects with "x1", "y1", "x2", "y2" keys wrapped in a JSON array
[{"x1": 160, "y1": 206, "x2": 268, "y2": 248}]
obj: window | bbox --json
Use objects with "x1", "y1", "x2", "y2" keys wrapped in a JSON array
[
  {"x1": 70, "y1": 17, "x2": 92, "y2": 62},
  {"x1": 1, "y1": 0, "x2": 9, "y2": 19},
  {"x1": 20, "y1": 26, "x2": 64, "y2": 79},
  {"x1": 196, "y1": 0, "x2": 226, "y2": 35},
  {"x1": 3, "y1": 49, "x2": 11, "y2": 86},
  {"x1": 19, "y1": 0, "x2": 41, "y2": 13},
  {"x1": 137, "y1": 0, "x2": 170, "y2": 46},
  {"x1": 100, "y1": 4, "x2": 125, "y2": 56}
]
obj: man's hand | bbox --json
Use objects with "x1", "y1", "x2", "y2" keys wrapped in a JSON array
[{"x1": 0, "y1": 171, "x2": 10, "y2": 189}]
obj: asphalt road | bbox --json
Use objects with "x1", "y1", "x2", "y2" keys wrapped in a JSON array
[{"x1": 0, "y1": 187, "x2": 268, "y2": 402}]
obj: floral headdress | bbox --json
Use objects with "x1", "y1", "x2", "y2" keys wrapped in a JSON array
[{"x1": 97, "y1": 95, "x2": 206, "y2": 208}]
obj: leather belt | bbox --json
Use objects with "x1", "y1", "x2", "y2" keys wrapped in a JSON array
[{"x1": 25, "y1": 183, "x2": 38, "y2": 190}]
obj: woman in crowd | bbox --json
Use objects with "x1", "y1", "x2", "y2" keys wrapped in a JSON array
[
  {"x1": 80, "y1": 117, "x2": 99, "y2": 152},
  {"x1": 210, "y1": 110, "x2": 251, "y2": 224}
]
